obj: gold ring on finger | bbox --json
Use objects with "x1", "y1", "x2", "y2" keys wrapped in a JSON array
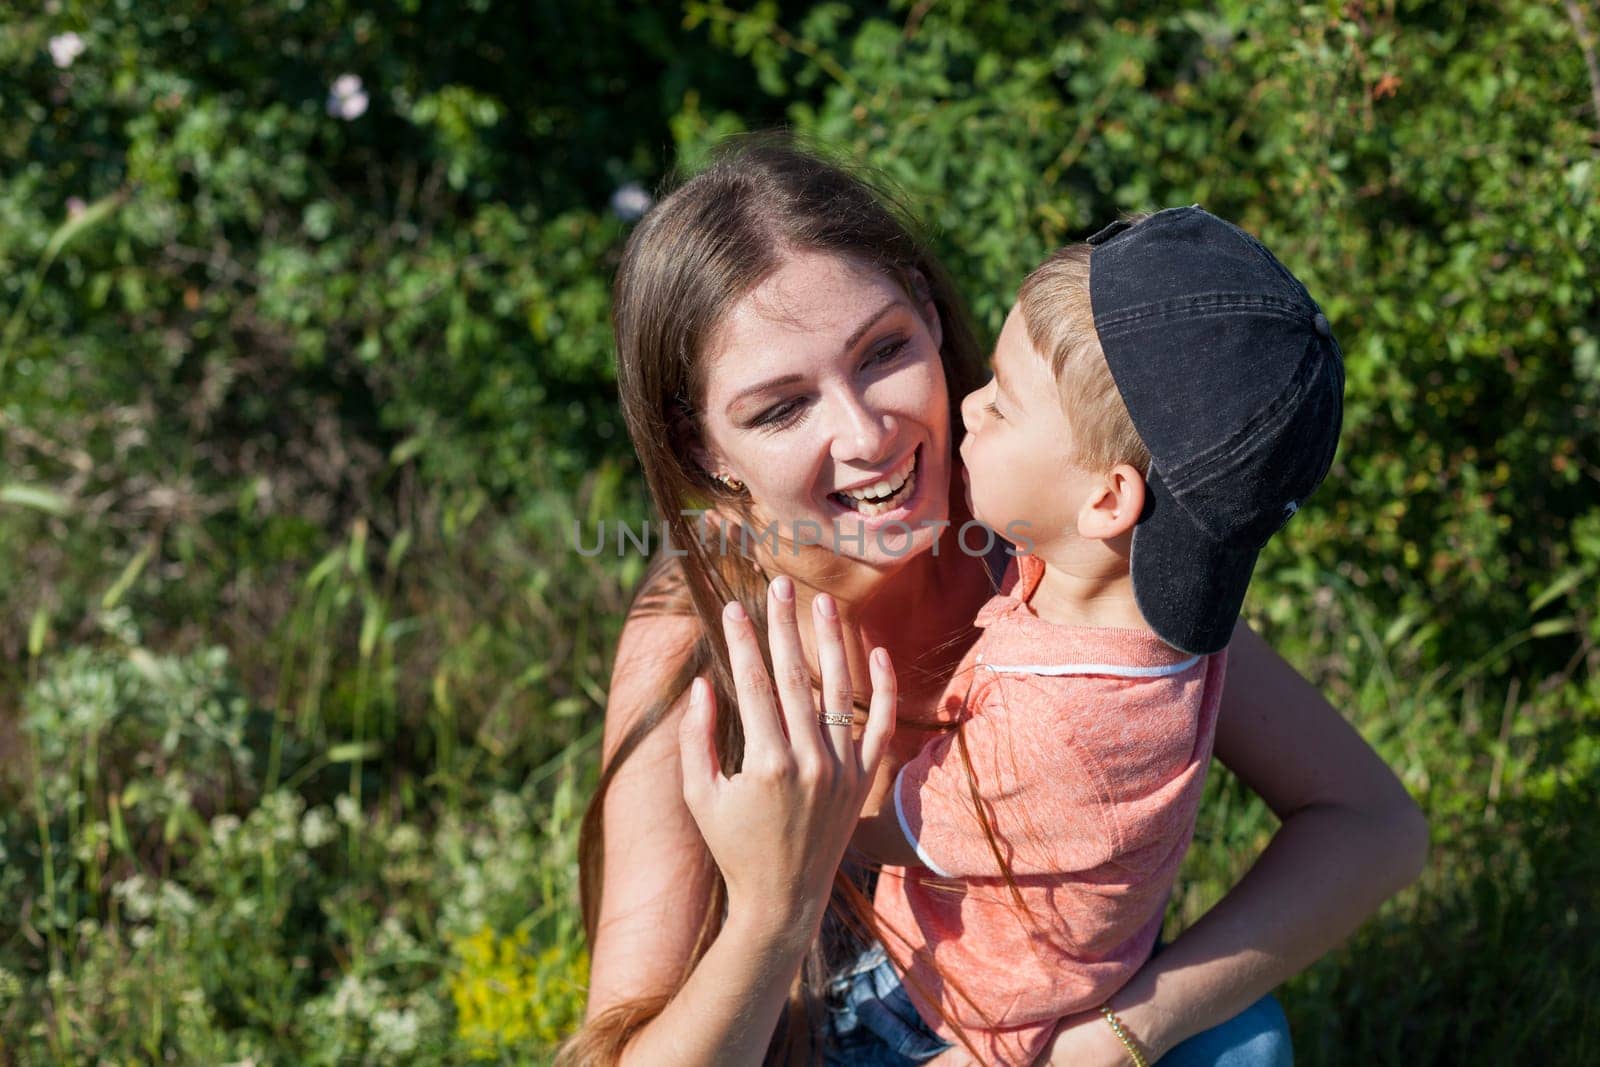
[{"x1": 817, "y1": 712, "x2": 855, "y2": 727}]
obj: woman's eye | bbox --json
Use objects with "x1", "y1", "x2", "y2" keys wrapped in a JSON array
[
  {"x1": 752, "y1": 399, "x2": 805, "y2": 430},
  {"x1": 862, "y1": 337, "x2": 909, "y2": 369}
]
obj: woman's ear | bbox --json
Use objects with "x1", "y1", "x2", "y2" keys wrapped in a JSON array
[
  {"x1": 692, "y1": 439, "x2": 749, "y2": 501},
  {"x1": 690, "y1": 443, "x2": 714, "y2": 482},
  {"x1": 690, "y1": 439, "x2": 730, "y2": 487},
  {"x1": 910, "y1": 268, "x2": 943, "y2": 351},
  {"x1": 1077, "y1": 463, "x2": 1146, "y2": 541}
]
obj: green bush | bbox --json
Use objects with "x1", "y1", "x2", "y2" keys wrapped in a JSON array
[{"x1": 1, "y1": 0, "x2": 1596, "y2": 1062}]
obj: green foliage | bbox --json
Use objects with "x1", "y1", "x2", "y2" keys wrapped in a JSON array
[
  {"x1": 683, "y1": 0, "x2": 1600, "y2": 678},
  {"x1": 3, "y1": 636, "x2": 590, "y2": 1061},
  {"x1": 1, "y1": 0, "x2": 1596, "y2": 1062}
]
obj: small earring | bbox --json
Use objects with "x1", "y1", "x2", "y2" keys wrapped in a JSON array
[{"x1": 713, "y1": 472, "x2": 746, "y2": 494}]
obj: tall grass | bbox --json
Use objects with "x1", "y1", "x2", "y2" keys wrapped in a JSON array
[{"x1": 0, "y1": 458, "x2": 642, "y2": 1062}]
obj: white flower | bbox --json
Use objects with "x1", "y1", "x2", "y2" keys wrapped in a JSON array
[
  {"x1": 386, "y1": 822, "x2": 424, "y2": 854},
  {"x1": 113, "y1": 875, "x2": 158, "y2": 922},
  {"x1": 210, "y1": 813, "x2": 242, "y2": 844},
  {"x1": 372, "y1": 916, "x2": 418, "y2": 957},
  {"x1": 371, "y1": 1007, "x2": 421, "y2": 1055},
  {"x1": 48, "y1": 32, "x2": 86, "y2": 69},
  {"x1": 258, "y1": 791, "x2": 305, "y2": 844},
  {"x1": 326, "y1": 73, "x2": 369, "y2": 121},
  {"x1": 327, "y1": 973, "x2": 379, "y2": 1022},
  {"x1": 610, "y1": 181, "x2": 653, "y2": 221},
  {"x1": 301, "y1": 806, "x2": 337, "y2": 849},
  {"x1": 158, "y1": 882, "x2": 199, "y2": 924}
]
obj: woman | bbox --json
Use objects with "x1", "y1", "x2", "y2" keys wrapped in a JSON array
[{"x1": 558, "y1": 140, "x2": 1428, "y2": 1066}]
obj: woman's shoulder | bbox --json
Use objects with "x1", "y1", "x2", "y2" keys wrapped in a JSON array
[
  {"x1": 602, "y1": 561, "x2": 707, "y2": 764},
  {"x1": 613, "y1": 557, "x2": 705, "y2": 673},
  {"x1": 612, "y1": 608, "x2": 702, "y2": 688}
]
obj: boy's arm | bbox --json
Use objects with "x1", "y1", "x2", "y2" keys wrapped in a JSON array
[
  {"x1": 851, "y1": 715, "x2": 947, "y2": 868},
  {"x1": 851, "y1": 775, "x2": 923, "y2": 868}
]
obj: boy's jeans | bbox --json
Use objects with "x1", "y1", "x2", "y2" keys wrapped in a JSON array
[{"x1": 822, "y1": 940, "x2": 1294, "y2": 1066}]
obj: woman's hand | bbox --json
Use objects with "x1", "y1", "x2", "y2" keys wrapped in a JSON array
[{"x1": 678, "y1": 576, "x2": 896, "y2": 938}]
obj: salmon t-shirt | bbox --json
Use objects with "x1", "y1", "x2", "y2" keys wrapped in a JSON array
[{"x1": 872, "y1": 554, "x2": 1227, "y2": 1066}]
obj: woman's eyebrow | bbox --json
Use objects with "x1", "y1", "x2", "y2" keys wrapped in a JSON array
[
  {"x1": 840, "y1": 297, "x2": 902, "y2": 352},
  {"x1": 727, "y1": 373, "x2": 805, "y2": 416},
  {"x1": 724, "y1": 297, "x2": 904, "y2": 414}
]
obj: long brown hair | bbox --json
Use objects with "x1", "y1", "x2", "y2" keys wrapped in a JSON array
[{"x1": 557, "y1": 136, "x2": 988, "y2": 1065}]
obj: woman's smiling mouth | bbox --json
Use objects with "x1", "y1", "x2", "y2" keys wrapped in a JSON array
[{"x1": 828, "y1": 447, "x2": 920, "y2": 517}]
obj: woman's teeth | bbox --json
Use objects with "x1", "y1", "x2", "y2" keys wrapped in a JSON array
[{"x1": 832, "y1": 453, "x2": 918, "y2": 516}]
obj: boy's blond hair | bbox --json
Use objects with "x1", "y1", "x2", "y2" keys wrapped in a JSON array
[{"x1": 1017, "y1": 243, "x2": 1152, "y2": 475}]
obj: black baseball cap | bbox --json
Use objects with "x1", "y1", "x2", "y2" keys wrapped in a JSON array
[{"x1": 1087, "y1": 206, "x2": 1344, "y2": 656}]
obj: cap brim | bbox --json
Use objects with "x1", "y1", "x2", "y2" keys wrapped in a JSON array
[{"x1": 1129, "y1": 467, "x2": 1260, "y2": 656}]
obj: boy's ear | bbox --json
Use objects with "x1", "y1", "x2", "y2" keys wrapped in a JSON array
[{"x1": 1077, "y1": 463, "x2": 1146, "y2": 541}]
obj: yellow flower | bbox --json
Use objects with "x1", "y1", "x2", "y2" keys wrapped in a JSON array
[{"x1": 447, "y1": 925, "x2": 588, "y2": 1059}]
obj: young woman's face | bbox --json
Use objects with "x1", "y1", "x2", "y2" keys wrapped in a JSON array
[{"x1": 697, "y1": 251, "x2": 952, "y2": 567}]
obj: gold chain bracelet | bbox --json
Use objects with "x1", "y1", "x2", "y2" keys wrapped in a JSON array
[{"x1": 1098, "y1": 1004, "x2": 1150, "y2": 1067}]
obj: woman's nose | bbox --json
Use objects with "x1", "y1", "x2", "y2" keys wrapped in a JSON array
[{"x1": 828, "y1": 387, "x2": 895, "y2": 466}]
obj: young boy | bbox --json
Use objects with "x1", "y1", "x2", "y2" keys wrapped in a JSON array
[{"x1": 840, "y1": 207, "x2": 1344, "y2": 1065}]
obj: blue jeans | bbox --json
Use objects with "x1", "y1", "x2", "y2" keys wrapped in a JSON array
[
  {"x1": 823, "y1": 941, "x2": 952, "y2": 1066},
  {"x1": 821, "y1": 940, "x2": 1293, "y2": 1066},
  {"x1": 1152, "y1": 934, "x2": 1293, "y2": 1067},
  {"x1": 1159, "y1": 992, "x2": 1292, "y2": 1066}
]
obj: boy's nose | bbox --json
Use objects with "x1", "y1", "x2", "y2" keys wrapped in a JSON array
[{"x1": 959, "y1": 386, "x2": 984, "y2": 431}]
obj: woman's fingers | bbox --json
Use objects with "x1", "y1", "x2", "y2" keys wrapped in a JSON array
[
  {"x1": 677, "y1": 677, "x2": 722, "y2": 811},
  {"x1": 860, "y1": 647, "x2": 898, "y2": 777},
  {"x1": 812, "y1": 593, "x2": 856, "y2": 760},
  {"x1": 767, "y1": 576, "x2": 826, "y2": 765},
  {"x1": 720, "y1": 600, "x2": 788, "y2": 761}
]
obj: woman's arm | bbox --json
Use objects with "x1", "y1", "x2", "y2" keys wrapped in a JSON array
[
  {"x1": 1042, "y1": 619, "x2": 1430, "y2": 1065},
  {"x1": 579, "y1": 612, "x2": 813, "y2": 1066},
  {"x1": 576, "y1": 582, "x2": 895, "y2": 1066}
]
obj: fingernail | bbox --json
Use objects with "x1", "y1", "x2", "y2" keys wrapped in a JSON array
[
  {"x1": 873, "y1": 648, "x2": 889, "y2": 668},
  {"x1": 772, "y1": 576, "x2": 794, "y2": 602},
  {"x1": 726, "y1": 601, "x2": 746, "y2": 622},
  {"x1": 816, "y1": 594, "x2": 836, "y2": 619}
]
